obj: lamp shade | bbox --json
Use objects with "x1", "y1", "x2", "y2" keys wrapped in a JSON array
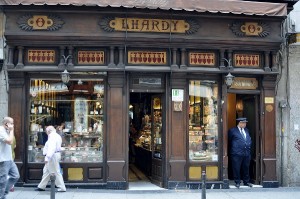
[{"x1": 61, "y1": 69, "x2": 70, "y2": 84}]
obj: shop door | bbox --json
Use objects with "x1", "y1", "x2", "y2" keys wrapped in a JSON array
[
  {"x1": 227, "y1": 94, "x2": 261, "y2": 185},
  {"x1": 151, "y1": 95, "x2": 164, "y2": 186},
  {"x1": 243, "y1": 95, "x2": 261, "y2": 184}
]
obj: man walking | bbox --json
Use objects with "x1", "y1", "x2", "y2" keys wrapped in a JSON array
[
  {"x1": 35, "y1": 125, "x2": 66, "y2": 192},
  {"x1": 228, "y1": 117, "x2": 252, "y2": 188},
  {"x1": 0, "y1": 117, "x2": 20, "y2": 199}
]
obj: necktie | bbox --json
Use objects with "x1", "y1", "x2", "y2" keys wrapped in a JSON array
[{"x1": 240, "y1": 128, "x2": 246, "y2": 139}]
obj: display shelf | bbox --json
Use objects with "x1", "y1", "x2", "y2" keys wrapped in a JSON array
[{"x1": 30, "y1": 114, "x2": 51, "y2": 123}]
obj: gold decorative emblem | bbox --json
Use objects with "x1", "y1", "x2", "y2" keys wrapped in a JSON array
[
  {"x1": 18, "y1": 14, "x2": 64, "y2": 31},
  {"x1": 266, "y1": 105, "x2": 273, "y2": 112},
  {"x1": 100, "y1": 17, "x2": 200, "y2": 34},
  {"x1": 230, "y1": 21, "x2": 270, "y2": 37}
]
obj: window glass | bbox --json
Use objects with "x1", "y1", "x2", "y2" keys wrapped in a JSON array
[
  {"x1": 28, "y1": 79, "x2": 104, "y2": 163},
  {"x1": 189, "y1": 80, "x2": 218, "y2": 162}
]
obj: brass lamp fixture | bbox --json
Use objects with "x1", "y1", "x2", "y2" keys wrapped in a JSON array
[{"x1": 224, "y1": 72, "x2": 235, "y2": 87}]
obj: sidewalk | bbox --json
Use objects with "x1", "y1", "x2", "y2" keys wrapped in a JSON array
[{"x1": 6, "y1": 186, "x2": 300, "y2": 199}]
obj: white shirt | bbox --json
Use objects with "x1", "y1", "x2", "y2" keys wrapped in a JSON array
[
  {"x1": 43, "y1": 131, "x2": 62, "y2": 162},
  {"x1": 0, "y1": 126, "x2": 13, "y2": 162}
]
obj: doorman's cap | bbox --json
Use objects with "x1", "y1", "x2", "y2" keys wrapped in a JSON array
[{"x1": 236, "y1": 117, "x2": 248, "y2": 122}]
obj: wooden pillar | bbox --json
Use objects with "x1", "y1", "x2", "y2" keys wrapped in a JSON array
[
  {"x1": 16, "y1": 46, "x2": 24, "y2": 68},
  {"x1": 6, "y1": 46, "x2": 15, "y2": 69},
  {"x1": 106, "y1": 72, "x2": 126, "y2": 189},
  {"x1": 8, "y1": 71, "x2": 26, "y2": 182},
  {"x1": 171, "y1": 48, "x2": 178, "y2": 69},
  {"x1": 67, "y1": 46, "x2": 74, "y2": 67},
  {"x1": 167, "y1": 72, "x2": 187, "y2": 188},
  {"x1": 108, "y1": 46, "x2": 116, "y2": 67},
  {"x1": 262, "y1": 75, "x2": 278, "y2": 187},
  {"x1": 264, "y1": 51, "x2": 271, "y2": 72},
  {"x1": 58, "y1": 46, "x2": 66, "y2": 68},
  {"x1": 180, "y1": 48, "x2": 187, "y2": 69},
  {"x1": 219, "y1": 49, "x2": 226, "y2": 70},
  {"x1": 271, "y1": 51, "x2": 278, "y2": 72},
  {"x1": 227, "y1": 50, "x2": 233, "y2": 70},
  {"x1": 117, "y1": 46, "x2": 125, "y2": 67}
]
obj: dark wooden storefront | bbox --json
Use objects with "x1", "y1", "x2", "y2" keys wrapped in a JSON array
[{"x1": 2, "y1": 1, "x2": 286, "y2": 189}]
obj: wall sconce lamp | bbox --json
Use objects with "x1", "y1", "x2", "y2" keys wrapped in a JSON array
[
  {"x1": 225, "y1": 72, "x2": 235, "y2": 87},
  {"x1": 61, "y1": 69, "x2": 70, "y2": 84}
]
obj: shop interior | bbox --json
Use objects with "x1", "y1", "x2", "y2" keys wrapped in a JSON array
[
  {"x1": 227, "y1": 93, "x2": 259, "y2": 184},
  {"x1": 128, "y1": 92, "x2": 163, "y2": 184},
  {"x1": 29, "y1": 79, "x2": 104, "y2": 164}
]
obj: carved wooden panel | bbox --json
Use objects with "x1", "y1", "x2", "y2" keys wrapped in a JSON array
[
  {"x1": 189, "y1": 52, "x2": 215, "y2": 66},
  {"x1": 234, "y1": 53, "x2": 260, "y2": 67},
  {"x1": 77, "y1": 50, "x2": 105, "y2": 65},
  {"x1": 27, "y1": 49, "x2": 56, "y2": 64},
  {"x1": 128, "y1": 51, "x2": 167, "y2": 65}
]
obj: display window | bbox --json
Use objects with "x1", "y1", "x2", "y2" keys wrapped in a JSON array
[
  {"x1": 188, "y1": 80, "x2": 218, "y2": 162},
  {"x1": 28, "y1": 79, "x2": 104, "y2": 163}
]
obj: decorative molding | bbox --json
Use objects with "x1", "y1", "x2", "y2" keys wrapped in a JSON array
[
  {"x1": 18, "y1": 14, "x2": 64, "y2": 31},
  {"x1": 128, "y1": 51, "x2": 167, "y2": 65},
  {"x1": 230, "y1": 21, "x2": 270, "y2": 37},
  {"x1": 189, "y1": 52, "x2": 215, "y2": 66},
  {"x1": 99, "y1": 17, "x2": 199, "y2": 35}
]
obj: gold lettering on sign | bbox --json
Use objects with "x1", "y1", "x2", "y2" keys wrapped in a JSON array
[
  {"x1": 230, "y1": 77, "x2": 258, "y2": 90},
  {"x1": 128, "y1": 51, "x2": 167, "y2": 65},
  {"x1": 109, "y1": 18, "x2": 189, "y2": 33},
  {"x1": 264, "y1": 97, "x2": 274, "y2": 104},
  {"x1": 78, "y1": 51, "x2": 105, "y2": 64},
  {"x1": 28, "y1": 50, "x2": 55, "y2": 63},
  {"x1": 241, "y1": 22, "x2": 263, "y2": 36},
  {"x1": 28, "y1": 16, "x2": 54, "y2": 30}
]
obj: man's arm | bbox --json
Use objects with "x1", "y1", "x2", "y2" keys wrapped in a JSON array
[{"x1": 5, "y1": 123, "x2": 15, "y2": 145}]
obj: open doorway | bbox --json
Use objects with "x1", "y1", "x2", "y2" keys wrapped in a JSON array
[
  {"x1": 128, "y1": 92, "x2": 164, "y2": 189},
  {"x1": 227, "y1": 93, "x2": 261, "y2": 186}
]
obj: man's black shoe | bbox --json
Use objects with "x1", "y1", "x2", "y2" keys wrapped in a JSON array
[
  {"x1": 244, "y1": 183, "x2": 253, "y2": 187},
  {"x1": 34, "y1": 188, "x2": 45, "y2": 191},
  {"x1": 235, "y1": 183, "x2": 240, "y2": 188}
]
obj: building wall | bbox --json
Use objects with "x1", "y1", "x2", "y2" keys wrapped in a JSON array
[
  {"x1": 278, "y1": 1, "x2": 300, "y2": 187},
  {"x1": 287, "y1": 44, "x2": 300, "y2": 186},
  {"x1": 0, "y1": 11, "x2": 8, "y2": 119}
]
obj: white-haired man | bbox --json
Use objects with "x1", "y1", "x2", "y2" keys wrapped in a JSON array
[
  {"x1": 0, "y1": 117, "x2": 20, "y2": 199},
  {"x1": 35, "y1": 125, "x2": 66, "y2": 192}
]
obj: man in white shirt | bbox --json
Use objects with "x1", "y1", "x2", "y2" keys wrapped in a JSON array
[
  {"x1": 35, "y1": 125, "x2": 66, "y2": 192},
  {"x1": 0, "y1": 117, "x2": 20, "y2": 199}
]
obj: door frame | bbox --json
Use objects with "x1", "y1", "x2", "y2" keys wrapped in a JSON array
[
  {"x1": 225, "y1": 92, "x2": 262, "y2": 185},
  {"x1": 127, "y1": 73, "x2": 166, "y2": 188}
]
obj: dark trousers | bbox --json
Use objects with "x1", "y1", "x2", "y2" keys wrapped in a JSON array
[{"x1": 231, "y1": 155, "x2": 251, "y2": 185}]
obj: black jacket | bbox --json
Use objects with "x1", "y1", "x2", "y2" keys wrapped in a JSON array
[{"x1": 228, "y1": 126, "x2": 252, "y2": 156}]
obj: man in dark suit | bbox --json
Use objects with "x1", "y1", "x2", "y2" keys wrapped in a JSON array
[{"x1": 228, "y1": 117, "x2": 253, "y2": 188}]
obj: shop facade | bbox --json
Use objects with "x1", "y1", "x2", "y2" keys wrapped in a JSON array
[{"x1": 2, "y1": 1, "x2": 286, "y2": 189}]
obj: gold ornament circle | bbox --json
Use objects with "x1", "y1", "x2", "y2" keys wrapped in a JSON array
[{"x1": 266, "y1": 104, "x2": 273, "y2": 112}]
